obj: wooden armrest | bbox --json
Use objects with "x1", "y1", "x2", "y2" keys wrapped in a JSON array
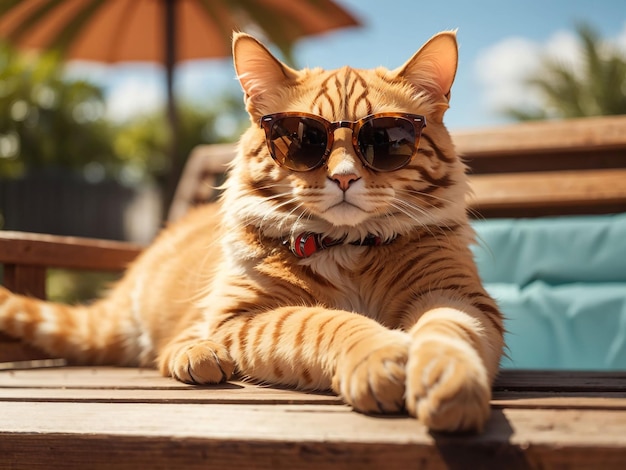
[
  {"x1": 0, "y1": 231, "x2": 142, "y2": 271},
  {"x1": 0, "y1": 231, "x2": 142, "y2": 298}
]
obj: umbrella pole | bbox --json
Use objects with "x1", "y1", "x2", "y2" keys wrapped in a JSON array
[{"x1": 163, "y1": 0, "x2": 182, "y2": 217}]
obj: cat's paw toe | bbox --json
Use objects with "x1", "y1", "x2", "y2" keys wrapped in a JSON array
[
  {"x1": 167, "y1": 340, "x2": 235, "y2": 385},
  {"x1": 334, "y1": 332, "x2": 409, "y2": 414},
  {"x1": 406, "y1": 339, "x2": 491, "y2": 433}
]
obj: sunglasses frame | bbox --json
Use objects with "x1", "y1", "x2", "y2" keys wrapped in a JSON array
[{"x1": 259, "y1": 112, "x2": 427, "y2": 172}]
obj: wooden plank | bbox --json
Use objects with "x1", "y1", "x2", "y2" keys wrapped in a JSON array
[
  {"x1": 455, "y1": 115, "x2": 626, "y2": 175},
  {"x1": 0, "y1": 367, "x2": 340, "y2": 405},
  {"x1": 0, "y1": 401, "x2": 625, "y2": 469},
  {"x1": 1, "y1": 367, "x2": 626, "y2": 468},
  {"x1": 0, "y1": 386, "x2": 343, "y2": 405},
  {"x1": 468, "y1": 168, "x2": 626, "y2": 217},
  {"x1": 2, "y1": 366, "x2": 626, "y2": 408},
  {"x1": 1, "y1": 368, "x2": 625, "y2": 410},
  {"x1": 3, "y1": 366, "x2": 624, "y2": 392},
  {"x1": 465, "y1": 147, "x2": 626, "y2": 175},
  {"x1": 1, "y1": 387, "x2": 625, "y2": 411},
  {"x1": 494, "y1": 370, "x2": 626, "y2": 392},
  {"x1": 454, "y1": 114, "x2": 626, "y2": 157},
  {"x1": 0, "y1": 366, "x2": 188, "y2": 388},
  {"x1": 0, "y1": 231, "x2": 142, "y2": 271},
  {"x1": 491, "y1": 392, "x2": 626, "y2": 410}
]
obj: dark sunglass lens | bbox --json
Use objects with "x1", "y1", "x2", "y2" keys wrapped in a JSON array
[
  {"x1": 358, "y1": 117, "x2": 416, "y2": 171},
  {"x1": 269, "y1": 117, "x2": 328, "y2": 171}
]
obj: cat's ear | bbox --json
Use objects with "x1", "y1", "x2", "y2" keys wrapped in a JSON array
[
  {"x1": 232, "y1": 32, "x2": 298, "y2": 115},
  {"x1": 394, "y1": 31, "x2": 458, "y2": 108}
]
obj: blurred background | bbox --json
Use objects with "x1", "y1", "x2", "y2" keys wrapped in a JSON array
[{"x1": 1, "y1": 0, "x2": 624, "y2": 243}]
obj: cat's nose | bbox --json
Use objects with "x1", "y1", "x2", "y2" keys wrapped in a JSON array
[{"x1": 330, "y1": 173, "x2": 361, "y2": 191}]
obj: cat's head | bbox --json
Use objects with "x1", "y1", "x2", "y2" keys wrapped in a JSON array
[{"x1": 224, "y1": 32, "x2": 468, "y2": 244}]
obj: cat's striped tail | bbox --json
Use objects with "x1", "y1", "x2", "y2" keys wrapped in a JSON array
[{"x1": 0, "y1": 286, "x2": 143, "y2": 366}]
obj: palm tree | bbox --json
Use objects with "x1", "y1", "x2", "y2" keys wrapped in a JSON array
[{"x1": 504, "y1": 24, "x2": 626, "y2": 121}]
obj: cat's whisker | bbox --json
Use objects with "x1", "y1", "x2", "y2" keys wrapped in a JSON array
[
  {"x1": 390, "y1": 198, "x2": 457, "y2": 247},
  {"x1": 394, "y1": 189, "x2": 462, "y2": 232},
  {"x1": 388, "y1": 200, "x2": 436, "y2": 238},
  {"x1": 396, "y1": 187, "x2": 456, "y2": 208},
  {"x1": 388, "y1": 197, "x2": 460, "y2": 246},
  {"x1": 260, "y1": 197, "x2": 306, "y2": 234},
  {"x1": 227, "y1": 187, "x2": 302, "y2": 236},
  {"x1": 289, "y1": 207, "x2": 315, "y2": 240}
]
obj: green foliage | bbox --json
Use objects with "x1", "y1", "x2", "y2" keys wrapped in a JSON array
[
  {"x1": 0, "y1": 41, "x2": 115, "y2": 178},
  {"x1": 0, "y1": 40, "x2": 246, "y2": 186},
  {"x1": 47, "y1": 269, "x2": 121, "y2": 304},
  {"x1": 112, "y1": 97, "x2": 247, "y2": 185},
  {"x1": 504, "y1": 24, "x2": 626, "y2": 121}
]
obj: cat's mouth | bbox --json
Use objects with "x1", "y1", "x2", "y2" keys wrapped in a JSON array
[{"x1": 322, "y1": 201, "x2": 370, "y2": 226}]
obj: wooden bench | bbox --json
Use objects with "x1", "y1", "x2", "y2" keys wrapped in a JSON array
[
  {"x1": 2, "y1": 115, "x2": 626, "y2": 468},
  {"x1": 458, "y1": 114, "x2": 626, "y2": 218}
]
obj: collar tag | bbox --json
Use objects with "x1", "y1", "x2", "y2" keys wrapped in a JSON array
[{"x1": 288, "y1": 232, "x2": 391, "y2": 258}]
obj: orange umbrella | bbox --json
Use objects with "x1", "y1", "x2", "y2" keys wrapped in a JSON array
[
  {"x1": 0, "y1": 0, "x2": 360, "y2": 202},
  {"x1": 0, "y1": 0, "x2": 359, "y2": 62}
]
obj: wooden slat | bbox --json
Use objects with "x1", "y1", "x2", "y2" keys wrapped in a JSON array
[
  {"x1": 0, "y1": 231, "x2": 142, "y2": 271},
  {"x1": 3, "y1": 366, "x2": 624, "y2": 392},
  {"x1": 468, "y1": 168, "x2": 626, "y2": 217},
  {"x1": 2, "y1": 366, "x2": 625, "y2": 408},
  {"x1": 454, "y1": 114, "x2": 626, "y2": 157},
  {"x1": 1, "y1": 386, "x2": 625, "y2": 411},
  {"x1": 0, "y1": 387, "x2": 343, "y2": 405},
  {"x1": 1, "y1": 401, "x2": 625, "y2": 469},
  {"x1": 0, "y1": 386, "x2": 620, "y2": 409},
  {"x1": 491, "y1": 392, "x2": 626, "y2": 410},
  {"x1": 455, "y1": 115, "x2": 626, "y2": 175},
  {"x1": 494, "y1": 369, "x2": 626, "y2": 392},
  {"x1": 0, "y1": 367, "x2": 340, "y2": 404},
  {"x1": 1, "y1": 367, "x2": 626, "y2": 468}
]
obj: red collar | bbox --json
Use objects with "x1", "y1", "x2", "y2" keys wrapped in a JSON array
[{"x1": 286, "y1": 232, "x2": 394, "y2": 258}]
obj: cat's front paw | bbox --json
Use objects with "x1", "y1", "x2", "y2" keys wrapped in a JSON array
[
  {"x1": 406, "y1": 338, "x2": 491, "y2": 432},
  {"x1": 333, "y1": 331, "x2": 409, "y2": 414},
  {"x1": 161, "y1": 340, "x2": 235, "y2": 385}
]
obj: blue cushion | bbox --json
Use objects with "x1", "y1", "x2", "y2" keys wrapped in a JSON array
[{"x1": 472, "y1": 214, "x2": 626, "y2": 370}]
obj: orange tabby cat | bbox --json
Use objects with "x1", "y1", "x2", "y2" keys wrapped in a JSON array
[{"x1": 0, "y1": 31, "x2": 503, "y2": 432}]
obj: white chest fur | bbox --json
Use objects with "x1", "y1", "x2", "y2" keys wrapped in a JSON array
[{"x1": 300, "y1": 247, "x2": 377, "y2": 318}]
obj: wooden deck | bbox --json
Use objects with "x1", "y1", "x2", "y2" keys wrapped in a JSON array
[
  {"x1": 1, "y1": 366, "x2": 625, "y2": 469},
  {"x1": 2, "y1": 115, "x2": 626, "y2": 468}
]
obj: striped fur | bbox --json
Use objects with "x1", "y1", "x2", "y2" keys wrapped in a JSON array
[{"x1": 0, "y1": 32, "x2": 503, "y2": 432}]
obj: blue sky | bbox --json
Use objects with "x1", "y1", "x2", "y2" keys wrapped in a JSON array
[{"x1": 79, "y1": 0, "x2": 626, "y2": 131}]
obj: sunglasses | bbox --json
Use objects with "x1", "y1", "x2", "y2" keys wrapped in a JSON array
[{"x1": 260, "y1": 112, "x2": 427, "y2": 172}]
